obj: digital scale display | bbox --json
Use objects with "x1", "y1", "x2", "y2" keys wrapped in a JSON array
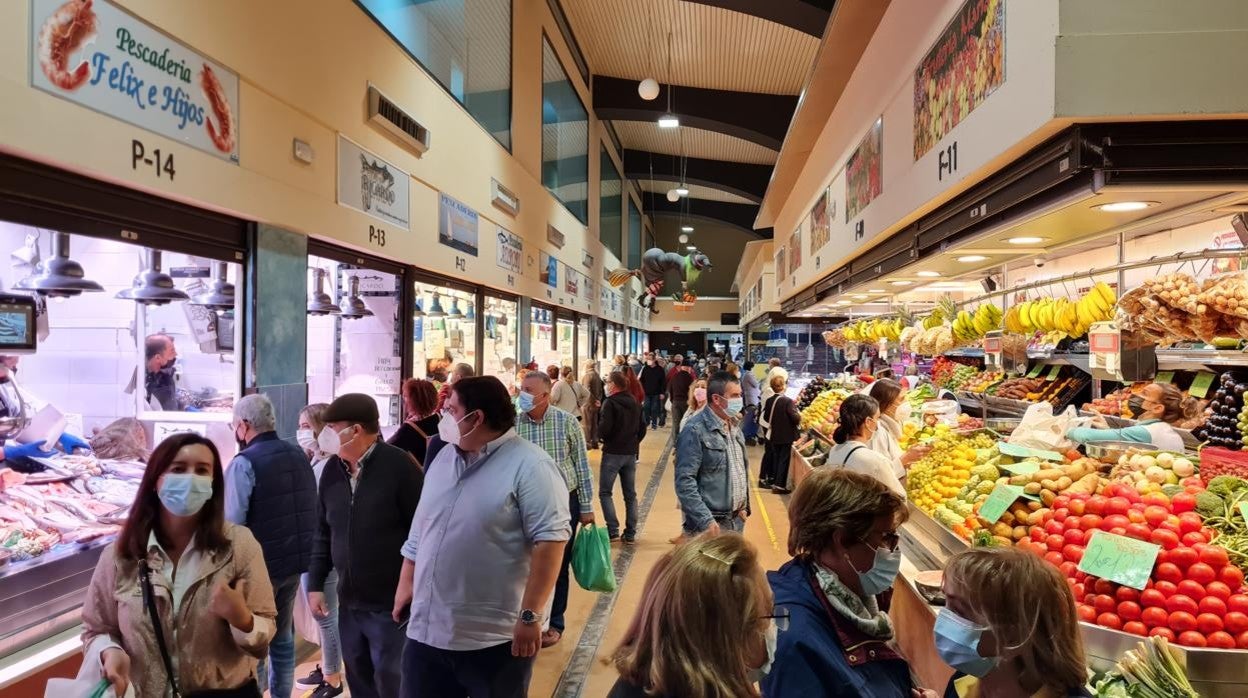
[{"x1": 0, "y1": 294, "x2": 38, "y2": 353}]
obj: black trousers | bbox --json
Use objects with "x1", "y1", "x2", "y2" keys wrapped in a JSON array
[
  {"x1": 550, "y1": 490, "x2": 581, "y2": 632},
  {"x1": 402, "y1": 639, "x2": 534, "y2": 698},
  {"x1": 339, "y1": 605, "x2": 405, "y2": 698},
  {"x1": 770, "y1": 442, "x2": 794, "y2": 488}
]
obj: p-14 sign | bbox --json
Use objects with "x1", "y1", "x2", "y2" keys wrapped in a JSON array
[{"x1": 30, "y1": 0, "x2": 241, "y2": 162}]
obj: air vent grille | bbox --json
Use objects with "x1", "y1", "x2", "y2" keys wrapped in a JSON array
[{"x1": 367, "y1": 85, "x2": 430, "y2": 157}]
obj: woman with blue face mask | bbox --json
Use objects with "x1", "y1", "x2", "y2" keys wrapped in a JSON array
[
  {"x1": 764, "y1": 468, "x2": 936, "y2": 698},
  {"x1": 938, "y1": 548, "x2": 1090, "y2": 698},
  {"x1": 80, "y1": 433, "x2": 277, "y2": 697}
]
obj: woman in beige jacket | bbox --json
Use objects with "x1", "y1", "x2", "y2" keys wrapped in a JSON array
[{"x1": 82, "y1": 432, "x2": 276, "y2": 697}]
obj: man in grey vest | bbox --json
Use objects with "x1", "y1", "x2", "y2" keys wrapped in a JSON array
[{"x1": 224, "y1": 394, "x2": 318, "y2": 698}]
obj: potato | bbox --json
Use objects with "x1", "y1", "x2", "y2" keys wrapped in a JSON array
[
  {"x1": 1040, "y1": 479, "x2": 1058, "y2": 491},
  {"x1": 1008, "y1": 474, "x2": 1031, "y2": 486},
  {"x1": 1029, "y1": 468, "x2": 1066, "y2": 482},
  {"x1": 1026, "y1": 500, "x2": 1043, "y2": 512},
  {"x1": 1055, "y1": 476, "x2": 1073, "y2": 491},
  {"x1": 1023, "y1": 482, "x2": 1043, "y2": 496},
  {"x1": 1013, "y1": 526, "x2": 1029, "y2": 540}
]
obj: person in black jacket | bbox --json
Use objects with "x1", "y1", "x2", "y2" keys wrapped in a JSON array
[
  {"x1": 637, "y1": 352, "x2": 667, "y2": 430},
  {"x1": 599, "y1": 371, "x2": 643, "y2": 543},
  {"x1": 307, "y1": 394, "x2": 424, "y2": 698},
  {"x1": 760, "y1": 374, "x2": 802, "y2": 494}
]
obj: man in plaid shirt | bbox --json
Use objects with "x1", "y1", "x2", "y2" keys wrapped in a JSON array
[{"x1": 516, "y1": 370, "x2": 595, "y2": 648}]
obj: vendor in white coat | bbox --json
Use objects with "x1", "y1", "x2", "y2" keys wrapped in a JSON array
[
  {"x1": 1066, "y1": 382, "x2": 1193, "y2": 453},
  {"x1": 0, "y1": 355, "x2": 91, "y2": 466},
  {"x1": 862, "y1": 378, "x2": 924, "y2": 483}
]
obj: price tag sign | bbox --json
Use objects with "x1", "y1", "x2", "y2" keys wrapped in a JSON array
[
  {"x1": 1190, "y1": 372, "x2": 1215, "y2": 399},
  {"x1": 998, "y1": 442, "x2": 1064, "y2": 462},
  {"x1": 1027, "y1": 364, "x2": 1045, "y2": 378},
  {"x1": 1045, "y1": 364, "x2": 1063, "y2": 381},
  {"x1": 999, "y1": 460, "x2": 1040, "y2": 476},
  {"x1": 978, "y1": 483, "x2": 1025, "y2": 524},
  {"x1": 1078, "y1": 530, "x2": 1162, "y2": 590},
  {"x1": 1240, "y1": 502, "x2": 1248, "y2": 523},
  {"x1": 1155, "y1": 371, "x2": 1175, "y2": 385}
]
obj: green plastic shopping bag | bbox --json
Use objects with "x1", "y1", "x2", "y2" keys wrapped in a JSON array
[{"x1": 571, "y1": 523, "x2": 617, "y2": 593}]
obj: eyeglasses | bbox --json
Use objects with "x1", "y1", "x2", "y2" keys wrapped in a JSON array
[
  {"x1": 863, "y1": 531, "x2": 901, "y2": 553},
  {"x1": 760, "y1": 607, "x2": 790, "y2": 632}
]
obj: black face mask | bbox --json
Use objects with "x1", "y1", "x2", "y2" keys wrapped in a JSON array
[{"x1": 1127, "y1": 396, "x2": 1146, "y2": 419}]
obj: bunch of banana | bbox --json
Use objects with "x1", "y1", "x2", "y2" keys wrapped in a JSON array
[
  {"x1": 951, "y1": 305, "x2": 1003, "y2": 342},
  {"x1": 1004, "y1": 284, "x2": 1117, "y2": 340},
  {"x1": 922, "y1": 310, "x2": 945, "y2": 330}
]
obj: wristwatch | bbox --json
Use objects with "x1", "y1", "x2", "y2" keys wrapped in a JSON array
[{"x1": 519, "y1": 609, "x2": 540, "y2": 625}]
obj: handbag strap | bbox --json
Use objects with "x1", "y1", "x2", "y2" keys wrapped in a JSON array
[
  {"x1": 140, "y1": 563, "x2": 183, "y2": 698},
  {"x1": 839, "y1": 444, "x2": 866, "y2": 466}
]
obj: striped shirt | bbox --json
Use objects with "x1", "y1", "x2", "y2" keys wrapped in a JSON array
[
  {"x1": 723, "y1": 419, "x2": 748, "y2": 511},
  {"x1": 517, "y1": 406, "x2": 595, "y2": 511}
]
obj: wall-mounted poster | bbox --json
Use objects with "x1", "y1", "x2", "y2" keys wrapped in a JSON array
[
  {"x1": 845, "y1": 118, "x2": 883, "y2": 222},
  {"x1": 582, "y1": 274, "x2": 594, "y2": 301},
  {"x1": 790, "y1": 228, "x2": 802, "y2": 276},
  {"x1": 913, "y1": 0, "x2": 1006, "y2": 159},
  {"x1": 809, "y1": 189, "x2": 831, "y2": 254},
  {"x1": 338, "y1": 136, "x2": 410, "y2": 229},
  {"x1": 495, "y1": 227, "x2": 522, "y2": 274},
  {"x1": 775, "y1": 246, "x2": 786, "y2": 285},
  {"x1": 565, "y1": 265, "x2": 579, "y2": 296},
  {"x1": 540, "y1": 251, "x2": 558, "y2": 288},
  {"x1": 438, "y1": 193, "x2": 479, "y2": 256}
]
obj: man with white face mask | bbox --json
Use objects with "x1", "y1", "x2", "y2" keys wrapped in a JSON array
[
  {"x1": 674, "y1": 371, "x2": 751, "y2": 538},
  {"x1": 306, "y1": 394, "x2": 424, "y2": 698},
  {"x1": 398, "y1": 377, "x2": 570, "y2": 697}
]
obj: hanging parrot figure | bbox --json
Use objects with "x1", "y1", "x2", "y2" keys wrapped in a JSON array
[{"x1": 607, "y1": 247, "x2": 712, "y2": 314}]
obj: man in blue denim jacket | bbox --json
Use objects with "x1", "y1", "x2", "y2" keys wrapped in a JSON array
[{"x1": 674, "y1": 371, "x2": 751, "y2": 537}]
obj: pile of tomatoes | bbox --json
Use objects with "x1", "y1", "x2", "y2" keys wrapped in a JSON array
[{"x1": 1015, "y1": 480, "x2": 1248, "y2": 648}]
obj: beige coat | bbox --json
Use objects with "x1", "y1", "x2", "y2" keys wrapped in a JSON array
[{"x1": 81, "y1": 523, "x2": 276, "y2": 697}]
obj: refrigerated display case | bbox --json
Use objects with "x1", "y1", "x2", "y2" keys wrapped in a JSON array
[{"x1": 482, "y1": 293, "x2": 519, "y2": 384}]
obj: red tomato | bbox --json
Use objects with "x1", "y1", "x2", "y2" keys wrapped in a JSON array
[
  {"x1": 1106, "y1": 497, "x2": 1131, "y2": 516},
  {"x1": 1181, "y1": 477, "x2": 1204, "y2": 489},
  {"x1": 1237, "y1": 631, "x2": 1248, "y2": 649},
  {"x1": 1102, "y1": 514, "x2": 1130, "y2": 531},
  {"x1": 1077, "y1": 604, "x2": 1097, "y2": 622},
  {"x1": 1052, "y1": 509, "x2": 1069, "y2": 523},
  {"x1": 1178, "y1": 512, "x2": 1203, "y2": 534},
  {"x1": 1197, "y1": 613, "x2": 1225, "y2": 634},
  {"x1": 1115, "y1": 587, "x2": 1140, "y2": 603},
  {"x1": 1171, "y1": 492, "x2": 1196, "y2": 514},
  {"x1": 1200, "y1": 596, "x2": 1228, "y2": 617},
  {"x1": 1143, "y1": 505, "x2": 1170, "y2": 526},
  {"x1": 1140, "y1": 589, "x2": 1168, "y2": 608},
  {"x1": 1201, "y1": 547, "x2": 1231, "y2": 568},
  {"x1": 1168, "y1": 547, "x2": 1199, "y2": 571},
  {"x1": 1109, "y1": 527, "x2": 1128, "y2": 537},
  {"x1": 1053, "y1": 495, "x2": 1071, "y2": 511},
  {"x1": 1097, "y1": 613, "x2": 1123, "y2": 630},
  {"x1": 1094, "y1": 594, "x2": 1118, "y2": 614},
  {"x1": 1086, "y1": 496, "x2": 1108, "y2": 516},
  {"x1": 1127, "y1": 509, "x2": 1148, "y2": 525},
  {"x1": 1150, "y1": 529, "x2": 1180, "y2": 550},
  {"x1": 1229, "y1": 595, "x2": 1248, "y2": 614},
  {"x1": 1069, "y1": 499, "x2": 1087, "y2": 516},
  {"x1": 1125, "y1": 523, "x2": 1153, "y2": 541},
  {"x1": 1177, "y1": 579, "x2": 1207, "y2": 600},
  {"x1": 1154, "y1": 581, "x2": 1179, "y2": 598},
  {"x1": 1030, "y1": 527, "x2": 1047, "y2": 543},
  {"x1": 1044, "y1": 520, "x2": 1065, "y2": 536},
  {"x1": 1125, "y1": 489, "x2": 1143, "y2": 504},
  {"x1": 1165, "y1": 595, "x2": 1199, "y2": 616},
  {"x1": 1141, "y1": 606, "x2": 1169, "y2": 628},
  {"x1": 1208, "y1": 631, "x2": 1237, "y2": 649},
  {"x1": 1154, "y1": 562, "x2": 1184, "y2": 585},
  {"x1": 1225, "y1": 611, "x2": 1248, "y2": 634},
  {"x1": 1183, "y1": 532, "x2": 1209, "y2": 547},
  {"x1": 1063, "y1": 545, "x2": 1084, "y2": 564},
  {"x1": 1207, "y1": 581, "x2": 1233, "y2": 601},
  {"x1": 1159, "y1": 519, "x2": 1183, "y2": 535},
  {"x1": 1046, "y1": 534, "x2": 1065, "y2": 552},
  {"x1": 1071, "y1": 583, "x2": 1086, "y2": 600},
  {"x1": 1168, "y1": 610, "x2": 1198, "y2": 633},
  {"x1": 1094, "y1": 578, "x2": 1118, "y2": 595},
  {"x1": 1064, "y1": 517, "x2": 1083, "y2": 533},
  {"x1": 1178, "y1": 631, "x2": 1208, "y2": 647},
  {"x1": 1142, "y1": 492, "x2": 1170, "y2": 508},
  {"x1": 1063, "y1": 528, "x2": 1085, "y2": 545},
  {"x1": 1075, "y1": 571, "x2": 1089, "y2": 583},
  {"x1": 1117, "y1": 601, "x2": 1142, "y2": 621},
  {"x1": 1044, "y1": 552, "x2": 1065, "y2": 568},
  {"x1": 1187, "y1": 563, "x2": 1218, "y2": 587},
  {"x1": 1222, "y1": 565, "x2": 1246, "y2": 590},
  {"x1": 1082, "y1": 514, "x2": 1106, "y2": 531},
  {"x1": 1150, "y1": 627, "x2": 1177, "y2": 642},
  {"x1": 1123, "y1": 621, "x2": 1148, "y2": 637}
]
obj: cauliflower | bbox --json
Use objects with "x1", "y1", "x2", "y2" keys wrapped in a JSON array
[{"x1": 1195, "y1": 491, "x2": 1227, "y2": 519}]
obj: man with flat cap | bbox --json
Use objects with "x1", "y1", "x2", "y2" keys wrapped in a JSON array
[{"x1": 306, "y1": 393, "x2": 424, "y2": 698}]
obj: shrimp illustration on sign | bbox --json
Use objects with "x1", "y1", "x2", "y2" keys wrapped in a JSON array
[
  {"x1": 200, "y1": 63, "x2": 236, "y2": 153},
  {"x1": 37, "y1": 0, "x2": 98, "y2": 91}
]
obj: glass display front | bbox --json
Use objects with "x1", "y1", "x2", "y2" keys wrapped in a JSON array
[
  {"x1": 412, "y1": 281, "x2": 476, "y2": 383},
  {"x1": 557, "y1": 317, "x2": 575, "y2": 369},
  {"x1": 530, "y1": 306, "x2": 559, "y2": 369},
  {"x1": 576, "y1": 317, "x2": 590, "y2": 370},
  {"x1": 606, "y1": 325, "x2": 618, "y2": 360},
  {"x1": 482, "y1": 294, "x2": 519, "y2": 383},
  {"x1": 306, "y1": 255, "x2": 402, "y2": 428}
]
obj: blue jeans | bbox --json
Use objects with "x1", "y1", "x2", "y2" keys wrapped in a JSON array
[
  {"x1": 402, "y1": 639, "x2": 533, "y2": 698},
  {"x1": 259, "y1": 573, "x2": 300, "y2": 698},
  {"x1": 599, "y1": 453, "x2": 638, "y2": 538},
  {"x1": 302, "y1": 570, "x2": 342, "y2": 675},
  {"x1": 340, "y1": 606, "x2": 405, "y2": 698},
  {"x1": 743, "y1": 404, "x2": 759, "y2": 440},
  {"x1": 643, "y1": 394, "x2": 664, "y2": 427}
]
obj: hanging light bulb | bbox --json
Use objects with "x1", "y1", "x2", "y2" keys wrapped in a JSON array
[
  {"x1": 666, "y1": 189, "x2": 680, "y2": 202},
  {"x1": 306, "y1": 267, "x2": 341, "y2": 316},
  {"x1": 678, "y1": 234, "x2": 689, "y2": 244},
  {"x1": 190, "y1": 261, "x2": 235, "y2": 310},
  {"x1": 427, "y1": 291, "x2": 446, "y2": 317},
  {"x1": 116, "y1": 249, "x2": 189, "y2": 306},
  {"x1": 16, "y1": 232, "x2": 104, "y2": 298},
  {"x1": 448, "y1": 298, "x2": 464, "y2": 319},
  {"x1": 338, "y1": 275, "x2": 374, "y2": 319},
  {"x1": 638, "y1": 78, "x2": 659, "y2": 101}
]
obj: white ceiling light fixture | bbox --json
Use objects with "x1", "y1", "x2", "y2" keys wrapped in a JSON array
[
  {"x1": 638, "y1": 78, "x2": 660, "y2": 101},
  {"x1": 868, "y1": 288, "x2": 885, "y2": 293},
  {"x1": 1006, "y1": 236, "x2": 1048, "y2": 245},
  {"x1": 658, "y1": 114, "x2": 680, "y2": 129},
  {"x1": 678, "y1": 234, "x2": 689, "y2": 244},
  {"x1": 1095, "y1": 200, "x2": 1158, "y2": 213},
  {"x1": 666, "y1": 189, "x2": 680, "y2": 202},
  {"x1": 675, "y1": 185, "x2": 689, "y2": 197},
  {"x1": 853, "y1": 295, "x2": 867, "y2": 300},
  {"x1": 656, "y1": 31, "x2": 679, "y2": 128},
  {"x1": 916, "y1": 271, "x2": 941, "y2": 277},
  {"x1": 889, "y1": 280, "x2": 913, "y2": 286},
  {"x1": 681, "y1": 225, "x2": 694, "y2": 233},
  {"x1": 956, "y1": 255, "x2": 988, "y2": 263},
  {"x1": 686, "y1": 245, "x2": 697, "y2": 251}
]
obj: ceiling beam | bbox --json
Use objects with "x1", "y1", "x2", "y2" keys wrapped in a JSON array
[
  {"x1": 682, "y1": 0, "x2": 834, "y2": 38},
  {"x1": 622, "y1": 149, "x2": 771, "y2": 203},
  {"x1": 644, "y1": 200, "x2": 773, "y2": 239},
  {"x1": 593, "y1": 76, "x2": 796, "y2": 150}
]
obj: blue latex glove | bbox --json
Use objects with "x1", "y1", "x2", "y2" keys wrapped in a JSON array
[
  {"x1": 58, "y1": 432, "x2": 91, "y2": 453},
  {"x1": 185, "y1": 405, "x2": 202, "y2": 413},
  {"x1": 4, "y1": 441, "x2": 56, "y2": 461}
]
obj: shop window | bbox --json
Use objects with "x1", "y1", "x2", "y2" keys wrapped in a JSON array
[
  {"x1": 412, "y1": 282, "x2": 477, "y2": 382},
  {"x1": 557, "y1": 316, "x2": 575, "y2": 369},
  {"x1": 306, "y1": 255, "x2": 403, "y2": 428},
  {"x1": 599, "y1": 144, "x2": 622, "y2": 259},
  {"x1": 357, "y1": 0, "x2": 512, "y2": 148},
  {"x1": 530, "y1": 306, "x2": 559, "y2": 369},
  {"x1": 576, "y1": 316, "x2": 590, "y2": 371},
  {"x1": 628, "y1": 201, "x2": 642, "y2": 268},
  {"x1": 482, "y1": 294, "x2": 519, "y2": 384},
  {"x1": 541, "y1": 36, "x2": 589, "y2": 224}
]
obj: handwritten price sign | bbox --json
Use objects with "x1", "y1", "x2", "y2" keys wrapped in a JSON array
[{"x1": 1078, "y1": 530, "x2": 1161, "y2": 590}]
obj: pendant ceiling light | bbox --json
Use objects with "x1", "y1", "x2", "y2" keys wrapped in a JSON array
[
  {"x1": 678, "y1": 234, "x2": 689, "y2": 244},
  {"x1": 116, "y1": 250, "x2": 189, "y2": 306},
  {"x1": 189, "y1": 261, "x2": 235, "y2": 310},
  {"x1": 465, "y1": 302, "x2": 476, "y2": 321},
  {"x1": 447, "y1": 298, "x2": 464, "y2": 319},
  {"x1": 675, "y1": 185, "x2": 689, "y2": 197},
  {"x1": 306, "y1": 267, "x2": 341, "y2": 316},
  {"x1": 638, "y1": 7, "x2": 659, "y2": 100},
  {"x1": 338, "y1": 275, "x2": 373, "y2": 319},
  {"x1": 656, "y1": 32, "x2": 678, "y2": 128},
  {"x1": 427, "y1": 291, "x2": 446, "y2": 317},
  {"x1": 15, "y1": 232, "x2": 103, "y2": 298},
  {"x1": 666, "y1": 188, "x2": 679, "y2": 202}
]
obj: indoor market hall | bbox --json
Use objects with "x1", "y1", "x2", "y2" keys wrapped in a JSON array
[{"x1": 2, "y1": 0, "x2": 1248, "y2": 697}]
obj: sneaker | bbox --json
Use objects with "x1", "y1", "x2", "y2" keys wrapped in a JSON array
[
  {"x1": 296, "y1": 665, "x2": 324, "y2": 690},
  {"x1": 622, "y1": 534, "x2": 636, "y2": 544},
  {"x1": 608, "y1": 533, "x2": 621, "y2": 542},
  {"x1": 309, "y1": 681, "x2": 345, "y2": 698}
]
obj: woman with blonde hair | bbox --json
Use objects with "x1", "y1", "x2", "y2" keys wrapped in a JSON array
[
  {"x1": 759, "y1": 373, "x2": 801, "y2": 493},
  {"x1": 938, "y1": 547, "x2": 1090, "y2": 697},
  {"x1": 765, "y1": 468, "x2": 926, "y2": 697},
  {"x1": 679, "y1": 379, "x2": 709, "y2": 433},
  {"x1": 610, "y1": 534, "x2": 779, "y2": 697}
]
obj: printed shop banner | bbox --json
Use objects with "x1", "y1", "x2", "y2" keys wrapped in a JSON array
[
  {"x1": 438, "y1": 193, "x2": 480, "y2": 256},
  {"x1": 913, "y1": 0, "x2": 1006, "y2": 159},
  {"x1": 30, "y1": 0, "x2": 241, "y2": 162},
  {"x1": 338, "y1": 136, "x2": 410, "y2": 229},
  {"x1": 809, "y1": 188, "x2": 832, "y2": 255},
  {"x1": 495, "y1": 227, "x2": 522, "y2": 274},
  {"x1": 845, "y1": 118, "x2": 883, "y2": 222}
]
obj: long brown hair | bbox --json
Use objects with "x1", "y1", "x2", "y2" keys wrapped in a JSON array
[
  {"x1": 612, "y1": 534, "x2": 766, "y2": 698},
  {"x1": 944, "y1": 547, "x2": 1087, "y2": 693},
  {"x1": 1154, "y1": 382, "x2": 1201, "y2": 424},
  {"x1": 868, "y1": 378, "x2": 904, "y2": 415},
  {"x1": 117, "y1": 433, "x2": 229, "y2": 560}
]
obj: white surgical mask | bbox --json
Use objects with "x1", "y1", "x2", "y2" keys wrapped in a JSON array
[
  {"x1": 438, "y1": 410, "x2": 479, "y2": 448},
  {"x1": 748, "y1": 619, "x2": 778, "y2": 683},
  {"x1": 317, "y1": 425, "x2": 353, "y2": 457},
  {"x1": 296, "y1": 428, "x2": 318, "y2": 454}
]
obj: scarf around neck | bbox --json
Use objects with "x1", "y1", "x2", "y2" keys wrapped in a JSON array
[{"x1": 813, "y1": 562, "x2": 894, "y2": 640}]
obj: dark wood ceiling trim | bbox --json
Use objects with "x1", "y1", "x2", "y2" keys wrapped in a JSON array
[
  {"x1": 622, "y1": 149, "x2": 771, "y2": 203},
  {"x1": 593, "y1": 76, "x2": 795, "y2": 150},
  {"x1": 682, "y1": 0, "x2": 833, "y2": 38}
]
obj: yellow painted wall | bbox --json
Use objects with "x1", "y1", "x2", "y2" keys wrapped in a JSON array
[
  {"x1": 0, "y1": 0, "x2": 652, "y2": 327},
  {"x1": 649, "y1": 298, "x2": 740, "y2": 332}
]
